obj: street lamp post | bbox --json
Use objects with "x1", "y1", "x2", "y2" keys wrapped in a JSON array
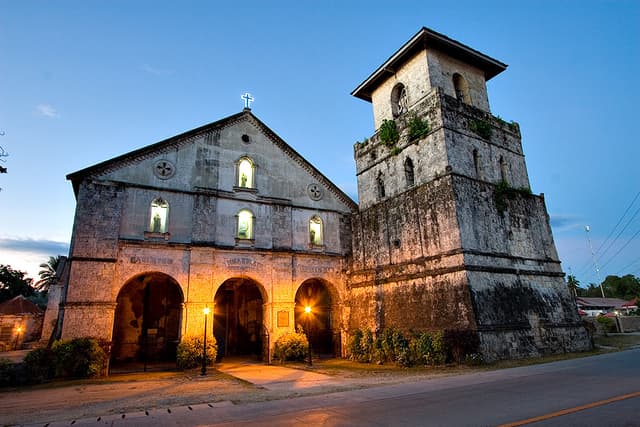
[
  {"x1": 201, "y1": 307, "x2": 210, "y2": 376},
  {"x1": 304, "y1": 305, "x2": 312, "y2": 366}
]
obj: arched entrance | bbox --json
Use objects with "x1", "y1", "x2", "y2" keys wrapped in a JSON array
[
  {"x1": 295, "y1": 279, "x2": 336, "y2": 356},
  {"x1": 214, "y1": 278, "x2": 265, "y2": 359},
  {"x1": 111, "y1": 273, "x2": 183, "y2": 368}
]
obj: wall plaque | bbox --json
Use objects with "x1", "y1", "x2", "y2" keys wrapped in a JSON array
[{"x1": 277, "y1": 310, "x2": 289, "y2": 327}]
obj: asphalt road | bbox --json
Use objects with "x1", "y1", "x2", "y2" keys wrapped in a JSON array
[{"x1": 39, "y1": 348, "x2": 640, "y2": 427}]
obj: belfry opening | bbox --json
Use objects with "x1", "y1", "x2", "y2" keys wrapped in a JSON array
[
  {"x1": 214, "y1": 278, "x2": 265, "y2": 359},
  {"x1": 295, "y1": 279, "x2": 336, "y2": 356},
  {"x1": 111, "y1": 273, "x2": 183, "y2": 369}
]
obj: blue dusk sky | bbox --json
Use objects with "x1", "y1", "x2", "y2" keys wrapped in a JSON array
[{"x1": 0, "y1": 1, "x2": 638, "y2": 289}]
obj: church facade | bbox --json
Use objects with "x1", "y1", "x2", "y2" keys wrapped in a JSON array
[{"x1": 56, "y1": 28, "x2": 590, "y2": 365}]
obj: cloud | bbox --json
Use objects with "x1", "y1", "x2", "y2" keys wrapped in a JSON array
[
  {"x1": 141, "y1": 64, "x2": 175, "y2": 77},
  {"x1": 36, "y1": 104, "x2": 60, "y2": 118},
  {"x1": 0, "y1": 237, "x2": 69, "y2": 256},
  {"x1": 0, "y1": 237, "x2": 69, "y2": 280},
  {"x1": 550, "y1": 214, "x2": 584, "y2": 232}
]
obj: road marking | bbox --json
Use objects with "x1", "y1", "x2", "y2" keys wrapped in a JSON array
[{"x1": 498, "y1": 391, "x2": 640, "y2": 427}]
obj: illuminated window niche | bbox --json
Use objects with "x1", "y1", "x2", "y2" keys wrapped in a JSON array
[
  {"x1": 237, "y1": 157, "x2": 255, "y2": 189},
  {"x1": 309, "y1": 215, "x2": 323, "y2": 246},
  {"x1": 149, "y1": 198, "x2": 169, "y2": 233},
  {"x1": 237, "y1": 209, "x2": 254, "y2": 240}
]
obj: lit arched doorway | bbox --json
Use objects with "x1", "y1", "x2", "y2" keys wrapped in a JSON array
[
  {"x1": 214, "y1": 278, "x2": 265, "y2": 359},
  {"x1": 111, "y1": 273, "x2": 183, "y2": 367},
  {"x1": 295, "y1": 279, "x2": 336, "y2": 356}
]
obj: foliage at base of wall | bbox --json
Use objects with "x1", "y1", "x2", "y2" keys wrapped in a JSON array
[
  {"x1": 379, "y1": 119, "x2": 399, "y2": 147},
  {"x1": 0, "y1": 337, "x2": 108, "y2": 387},
  {"x1": 494, "y1": 180, "x2": 532, "y2": 212},
  {"x1": 274, "y1": 330, "x2": 309, "y2": 362},
  {"x1": 595, "y1": 315, "x2": 617, "y2": 334},
  {"x1": 347, "y1": 328, "x2": 482, "y2": 367},
  {"x1": 176, "y1": 335, "x2": 218, "y2": 369}
]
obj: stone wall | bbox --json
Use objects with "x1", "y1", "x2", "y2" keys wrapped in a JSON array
[{"x1": 619, "y1": 316, "x2": 640, "y2": 332}]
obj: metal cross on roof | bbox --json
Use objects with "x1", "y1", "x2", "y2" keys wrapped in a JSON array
[{"x1": 241, "y1": 92, "x2": 254, "y2": 109}]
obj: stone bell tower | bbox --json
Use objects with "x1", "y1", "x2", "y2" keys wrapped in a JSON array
[{"x1": 348, "y1": 28, "x2": 590, "y2": 361}]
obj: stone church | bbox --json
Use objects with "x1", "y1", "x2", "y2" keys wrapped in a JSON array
[{"x1": 51, "y1": 28, "x2": 590, "y2": 366}]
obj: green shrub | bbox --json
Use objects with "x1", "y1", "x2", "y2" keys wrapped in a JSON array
[
  {"x1": 469, "y1": 119, "x2": 492, "y2": 140},
  {"x1": 596, "y1": 315, "x2": 616, "y2": 334},
  {"x1": 274, "y1": 331, "x2": 308, "y2": 362},
  {"x1": 23, "y1": 347, "x2": 56, "y2": 383},
  {"x1": 407, "y1": 115, "x2": 430, "y2": 141},
  {"x1": 347, "y1": 329, "x2": 364, "y2": 361},
  {"x1": 52, "y1": 338, "x2": 107, "y2": 378},
  {"x1": 379, "y1": 119, "x2": 399, "y2": 147},
  {"x1": 425, "y1": 331, "x2": 446, "y2": 365},
  {"x1": 176, "y1": 335, "x2": 217, "y2": 369}
]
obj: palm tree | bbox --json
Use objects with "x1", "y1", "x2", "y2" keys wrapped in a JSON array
[
  {"x1": 567, "y1": 274, "x2": 580, "y2": 298},
  {"x1": 36, "y1": 255, "x2": 61, "y2": 293}
]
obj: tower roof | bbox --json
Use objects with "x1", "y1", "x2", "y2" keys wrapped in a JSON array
[{"x1": 351, "y1": 27, "x2": 507, "y2": 102}]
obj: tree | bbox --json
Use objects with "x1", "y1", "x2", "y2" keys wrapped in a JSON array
[
  {"x1": 36, "y1": 255, "x2": 62, "y2": 293},
  {"x1": 0, "y1": 265, "x2": 35, "y2": 303},
  {"x1": 601, "y1": 275, "x2": 640, "y2": 300},
  {"x1": 567, "y1": 275, "x2": 580, "y2": 298}
]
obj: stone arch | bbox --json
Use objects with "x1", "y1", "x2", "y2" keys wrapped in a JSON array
[
  {"x1": 294, "y1": 278, "x2": 340, "y2": 356},
  {"x1": 390, "y1": 82, "x2": 408, "y2": 117},
  {"x1": 453, "y1": 73, "x2": 470, "y2": 104},
  {"x1": 213, "y1": 277, "x2": 267, "y2": 359},
  {"x1": 111, "y1": 272, "x2": 184, "y2": 367}
]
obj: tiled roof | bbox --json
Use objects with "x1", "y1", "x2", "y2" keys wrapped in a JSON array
[{"x1": 0, "y1": 295, "x2": 43, "y2": 315}]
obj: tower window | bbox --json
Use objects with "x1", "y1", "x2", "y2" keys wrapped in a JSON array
[
  {"x1": 237, "y1": 157, "x2": 255, "y2": 189},
  {"x1": 377, "y1": 172, "x2": 386, "y2": 199},
  {"x1": 391, "y1": 83, "x2": 408, "y2": 118},
  {"x1": 237, "y1": 209, "x2": 254, "y2": 239},
  {"x1": 404, "y1": 157, "x2": 415, "y2": 188},
  {"x1": 453, "y1": 73, "x2": 470, "y2": 104},
  {"x1": 149, "y1": 198, "x2": 169, "y2": 233},
  {"x1": 309, "y1": 215, "x2": 323, "y2": 246}
]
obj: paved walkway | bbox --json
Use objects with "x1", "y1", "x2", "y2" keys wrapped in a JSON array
[{"x1": 216, "y1": 360, "x2": 345, "y2": 391}]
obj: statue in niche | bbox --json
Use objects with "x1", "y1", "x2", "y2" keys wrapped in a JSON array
[
  {"x1": 310, "y1": 229, "x2": 316, "y2": 244},
  {"x1": 152, "y1": 213, "x2": 162, "y2": 232},
  {"x1": 238, "y1": 221, "x2": 248, "y2": 238},
  {"x1": 240, "y1": 173, "x2": 248, "y2": 187}
]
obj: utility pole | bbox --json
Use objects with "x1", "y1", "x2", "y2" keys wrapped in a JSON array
[{"x1": 585, "y1": 225, "x2": 605, "y2": 298}]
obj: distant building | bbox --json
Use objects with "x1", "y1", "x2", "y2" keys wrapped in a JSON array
[
  {"x1": 576, "y1": 297, "x2": 636, "y2": 316},
  {"x1": 0, "y1": 295, "x2": 43, "y2": 351},
  {"x1": 55, "y1": 27, "x2": 590, "y2": 367}
]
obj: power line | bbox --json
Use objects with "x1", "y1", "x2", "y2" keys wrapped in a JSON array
[
  {"x1": 595, "y1": 204, "x2": 640, "y2": 265},
  {"x1": 615, "y1": 255, "x2": 640, "y2": 276},
  {"x1": 595, "y1": 190, "x2": 640, "y2": 254},
  {"x1": 599, "y1": 228, "x2": 640, "y2": 271}
]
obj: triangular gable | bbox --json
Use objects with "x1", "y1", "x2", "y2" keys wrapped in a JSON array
[{"x1": 67, "y1": 110, "x2": 357, "y2": 211}]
